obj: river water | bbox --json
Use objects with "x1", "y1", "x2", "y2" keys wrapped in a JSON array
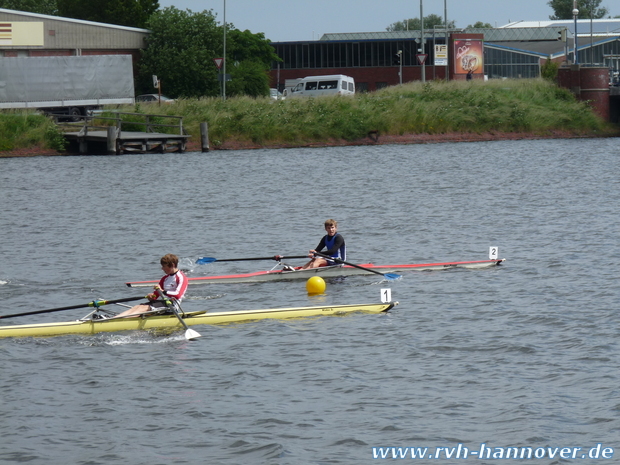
[{"x1": 0, "y1": 138, "x2": 618, "y2": 465}]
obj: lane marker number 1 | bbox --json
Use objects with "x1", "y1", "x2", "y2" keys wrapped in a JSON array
[
  {"x1": 381, "y1": 288, "x2": 392, "y2": 303},
  {"x1": 489, "y1": 246, "x2": 499, "y2": 260}
]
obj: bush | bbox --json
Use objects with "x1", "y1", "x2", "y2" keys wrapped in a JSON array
[
  {"x1": 541, "y1": 57, "x2": 560, "y2": 81},
  {"x1": 0, "y1": 112, "x2": 72, "y2": 152}
]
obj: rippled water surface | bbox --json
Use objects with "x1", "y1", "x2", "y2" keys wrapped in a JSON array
[{"x1": 1, "y1": 138, "x2": 619, "y2": 464}]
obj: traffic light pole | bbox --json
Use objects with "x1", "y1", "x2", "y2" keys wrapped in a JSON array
[{"x1": 394, "y1": 50, "x2": 403, "y2": 84}]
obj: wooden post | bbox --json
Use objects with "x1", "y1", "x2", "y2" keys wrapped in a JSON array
[
  {"x1": 78, "y1": 123, "x2": 88, "y2": 154},
  {"x1": 200, "y1": 122, "x2": 209, "y2": 152},
  {"x1": 78, "y1": 138, "x2": 87, "y2": 154},
  {"x1": 107, "y1": 126, "x2": 118, "y2": 155}
]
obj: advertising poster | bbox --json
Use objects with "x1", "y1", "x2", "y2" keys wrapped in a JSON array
[
  {"x1": 453, "y1": 39, "x2": 483, "y2": 76},
  {"x1": 434, "y1": 44, "x2": 447, "y2": 66}
]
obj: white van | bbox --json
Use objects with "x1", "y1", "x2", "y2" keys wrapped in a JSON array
[{"x1": 286, "y1": 75, "x2": 355, "y2": 98}]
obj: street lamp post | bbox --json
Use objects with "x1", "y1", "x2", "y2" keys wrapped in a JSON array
[
  {"x1": 420, "y1": 0, "x2": 425, "y2": 82},
  {"x1": 445, "y1": 0, "x2": 449, "y2": 81},
  {"x1": 573, "y1": 0, "x2": 579, "y2": 65},
  {"x1": 589, "y1": 7, "x2": 593, "y2": 65},
  {"x1": 223, "y1": 0, "x2": 227, "y2": 100}
]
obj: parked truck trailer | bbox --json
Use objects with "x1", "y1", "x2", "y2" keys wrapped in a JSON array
[{"x1": 0, "y1": 55, "x2": 135, "y2": 119}]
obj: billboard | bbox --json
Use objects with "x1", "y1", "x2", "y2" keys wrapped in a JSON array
[
  {"x1": 453, "y1": 39, "x2": 483, "y2": 75},
  {"x1": 0, "y1": 22, "x2": 44, "y2": 46}
]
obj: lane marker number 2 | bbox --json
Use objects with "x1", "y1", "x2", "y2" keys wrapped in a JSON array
[{"x1": 489, "y1": 246, "x2": 499, "y2": 260}]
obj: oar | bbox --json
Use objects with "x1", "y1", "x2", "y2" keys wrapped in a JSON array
[
  {"x1": 161, "y1": 296, "x2": 201, "y2": 340},
  {"x1": 0, "y1": 296, "x2": 147, "y2": 320},
  {"x1": 313, "y1": 252, "x2": 401, "y2": 281},
  {"x1": 196, "y1": 255, "x2": 307, "y2": 265}
]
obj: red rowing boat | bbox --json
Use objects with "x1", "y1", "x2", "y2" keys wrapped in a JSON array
[{"x1": 125, "y1": 258, "x2": 505, "y2": 287}]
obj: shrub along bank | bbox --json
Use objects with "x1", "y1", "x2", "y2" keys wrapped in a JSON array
[
  {"x1": 0, "y1": 113, "x2": 67, "y2": 153},
  {"x1": 1, "y1": 78, "x2": 617, "y2": 156}
]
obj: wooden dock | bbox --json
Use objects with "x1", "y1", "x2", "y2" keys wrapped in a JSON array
[{"x1": 60, "y1": 111, "x2": 191, "y2": 155}]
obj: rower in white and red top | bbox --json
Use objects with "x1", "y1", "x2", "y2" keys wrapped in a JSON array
[{"x1": 115, "y1": 253, "x2": 188, "y2": 318}]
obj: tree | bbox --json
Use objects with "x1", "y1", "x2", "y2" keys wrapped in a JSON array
[
  {"x1": 225, "y1": 29, "x2": 281, "y2": 97},
  {"x1": 0, "y1": 0, "x2": 58, "y2": 15},
  {"x1": 139, "y1": 7, "x2": 221, "y2": 98},
  {"x1": 547, "y1": 0, "x2": 608, "y2": 20},
  {"x1": 387, "y1": 15, "x2": 455, "y2": 32},
  {"x1": 467, "y1": 21, "x2": 494, "y2": 29},
  {"x1": 139, "y1": 7, "x2": 278, "y2": 99},
  {"x1": 225, "y1": 60, "x2": 271, "y2": 98},
  {"x1": 56, "y1": 0, "x2": 159, "y2": 28}
]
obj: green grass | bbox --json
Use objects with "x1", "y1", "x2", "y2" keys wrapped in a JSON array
[
  {"x1": 0, "y1": 112, "x2": 67, "y2": 152},
  {"x1": 144, "y1": 78, "x2": 613, "y2": 146},
  {"x1": 1, "y1": 78, "x2": 616, "y2": 154}
]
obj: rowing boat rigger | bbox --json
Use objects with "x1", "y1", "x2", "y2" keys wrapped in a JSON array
[
  {"x1": 126, "y1": 258, "x2": 506, "y2": 287},
  {"x1": 0, "y1": 302, "x2": 397, "y2": 339}
]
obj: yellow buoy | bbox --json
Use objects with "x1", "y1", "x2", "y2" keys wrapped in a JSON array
[{"x1": 306, "y1": 276, "x2": 326, "y2": 295}]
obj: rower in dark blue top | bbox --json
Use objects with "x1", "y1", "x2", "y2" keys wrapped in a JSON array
[{"x1": 300, "y1": 219, "x2": 346, "y2": 269}]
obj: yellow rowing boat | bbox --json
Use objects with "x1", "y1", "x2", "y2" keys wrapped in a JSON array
[{"x1": 0, "y1": 302, "x2": 397, "y2": 338}]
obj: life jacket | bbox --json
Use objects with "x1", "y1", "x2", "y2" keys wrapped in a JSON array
[{"x1": 325, "y1": 233, "x2": 346, "y2": 262}]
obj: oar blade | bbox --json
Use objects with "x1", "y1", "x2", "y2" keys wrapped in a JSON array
[
  {"x1": 314, "y1": 251, "x2": 401, "y2": 281},
  {"x1": 196, "y1": 257, "x2": 216, "y2": 265},
  {"x1": 184, "y1": 328, "x2": 202, "y2": 340},
  {"x1": 383, "y1": 273, "x2": 402, "y2": 281}
]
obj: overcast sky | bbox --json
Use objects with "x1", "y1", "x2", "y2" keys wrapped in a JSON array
[{"x1": 157, "y1": 0, "x2": 617, "y2": 42}]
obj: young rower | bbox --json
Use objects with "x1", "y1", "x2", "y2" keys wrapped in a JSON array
[
  {"x1": 300, "y1": 219, "x2": 346, "y2": 270},
  {"x1": 114, "y1": 253, "x2": 188, "y2": 318}
]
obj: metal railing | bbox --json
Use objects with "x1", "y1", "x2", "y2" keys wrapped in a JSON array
[{"x1": 56, "y1": 111, "x2": 185, "y2": 136}]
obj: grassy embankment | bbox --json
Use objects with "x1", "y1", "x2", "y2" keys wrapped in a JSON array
[{"x1": 0, "y1": 78, "x2": 617, "y2": 155}]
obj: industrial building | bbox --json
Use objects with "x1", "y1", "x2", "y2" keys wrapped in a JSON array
[
  {"x1": 269, "y1": 20, "x2": 620, "y2": 92},
  {"x1": 0, "y1": 8, "x2": 147, "y2": 64}
]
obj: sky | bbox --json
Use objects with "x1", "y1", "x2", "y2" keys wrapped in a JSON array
[{"x1": 156, "y1": 0, "x2": 616, "y2": 42}]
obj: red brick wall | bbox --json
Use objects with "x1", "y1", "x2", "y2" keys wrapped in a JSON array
[
  {"x1": 557, "y1": 65, "x2": 610, "y2": 121},
  {"x1": 28, "y1": 50, "x2": 72, "y2": 56}
]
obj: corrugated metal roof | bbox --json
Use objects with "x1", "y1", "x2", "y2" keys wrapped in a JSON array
[
  {"x1": 487, "y1": 36, "x2": 620, "y2": 59},
  {"x1": 465, "y1": 27, "x2": 567, "y2": 41},
  {"x1": 320, "y1": 27, "x2": 570, "y2": 43},
  {"x1": 485, "y1": 41, "x2": 564, "y2": 57},
  {"x1": 320, "y1": 31, "x2": 422, "y2": 41},
  {"x1": 0, "y1": 7, "x2": 149, "y2": 33},
  {"x1": 502, "y1": 19, "x2": 620, "y2": 36}
]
